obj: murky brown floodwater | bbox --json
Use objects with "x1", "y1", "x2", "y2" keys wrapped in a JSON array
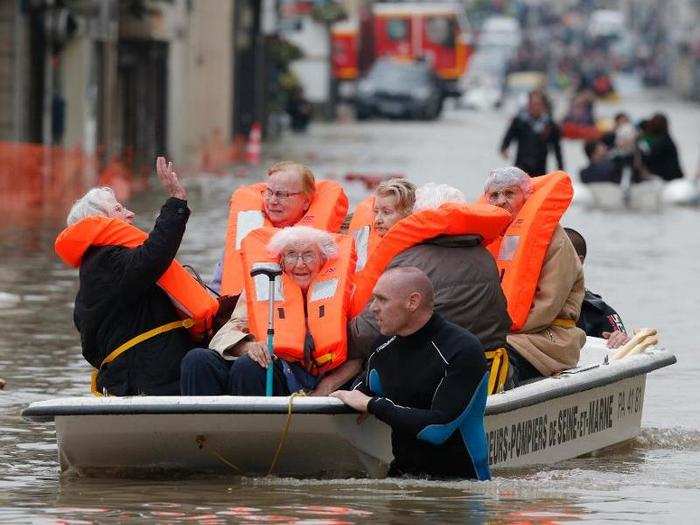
[{"x1": 2, "y1": 78, "x2": 700, "y2": 523}]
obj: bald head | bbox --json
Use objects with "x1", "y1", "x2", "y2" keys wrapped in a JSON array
[
  {"x1": 370, "y1": 266, "x2": 435, "y2": 336},
  {"x1": 382, "y1": 267, "x2": 434, "y2": 310}
]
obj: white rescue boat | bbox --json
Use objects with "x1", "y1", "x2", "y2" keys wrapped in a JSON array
[{"x1": 22, "y1": 339, "x2": 675, "y2": 478}]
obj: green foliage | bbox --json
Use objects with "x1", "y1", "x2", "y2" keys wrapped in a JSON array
[{"x1": 311, "y1": 1, "x2": 347, "y2": 25}]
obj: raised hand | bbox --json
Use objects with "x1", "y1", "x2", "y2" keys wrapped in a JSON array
[{"x1": 156, "y1": 156, "x2": 187, "y2": 200}]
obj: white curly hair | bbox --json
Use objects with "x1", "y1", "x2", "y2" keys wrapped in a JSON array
[
  {"x1": 267, "y1": 226, "x2": 339, "y2": 260},
  {"x1": 483, "y1": 166, "x2": 533, "y2": 196},
  {"x1": 413, "y1": 182, "x2": 466, "y2": 211},
  {"x1": 66, "y1": 187, "x2": 117, "y2": 226}
]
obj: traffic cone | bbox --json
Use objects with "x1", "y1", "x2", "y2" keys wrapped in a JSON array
[{"x1": 245, "y1": 122, "x2": 262, "y2": 166}]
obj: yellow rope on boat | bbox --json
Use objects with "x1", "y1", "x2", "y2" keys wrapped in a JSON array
[
  {"x1": 195, "y1": 434, "x2": 243, "y2": 474},
  {"x1": 267, "y1": 391, "x2": 307, "y2": 476},
  {"x1": 194, "y1": 391, "x2": 306, "y2": 477}
]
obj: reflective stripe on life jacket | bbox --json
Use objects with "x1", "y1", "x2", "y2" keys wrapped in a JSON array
[
  {"x1": 350, "y1": 202, "x2": 511, "y2": 317},
  {"x1": 241, "y1": 228, "x2": 355, "y2": 375},
  {"x1": 220, "y1": 180, "x2": 349, "y2": 296},
  {"x1": 485, "y1": 171, "x2": 573, "y2": 331},
  {"x1": 347, "y1": 195, "x2": 381, "y2": 272},
  {"x1": 54, "y1": 216, "x2": 218, "y2": 337}
]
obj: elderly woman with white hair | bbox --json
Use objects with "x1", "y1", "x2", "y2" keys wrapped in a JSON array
[
  {"x1": 55, "y1": 157, "x2": 220, "y2": 396},
  {"x1": 483, "y1": 167, "x2": 586, "y2": 387},
  {"x1": 181, "y1": 225, "x2": 354, "y2": 396}
]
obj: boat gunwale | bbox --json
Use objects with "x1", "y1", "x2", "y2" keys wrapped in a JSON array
[
  {"x1": 21, "y1": 351, "x2": 676, "y2": 422},
  {"x1": 486, "y1": 351, "x2": 675, "y2": 415}
]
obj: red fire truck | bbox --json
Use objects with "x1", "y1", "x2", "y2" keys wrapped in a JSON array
[{"x1": 332, "y1": 2, "x2": 473, "y2": 97}]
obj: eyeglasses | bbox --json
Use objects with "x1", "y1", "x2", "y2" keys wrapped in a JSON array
[
  {"x1": 263, "y1": 188, "x2": 303, "y2": 201},
  {"x1": 282, "y1": 251, "x2": 317, "y2": 265}
]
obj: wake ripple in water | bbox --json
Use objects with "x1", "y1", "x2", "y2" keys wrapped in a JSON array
[{"x1": 634, "y1": 427, "x2": 700, "y2": 451}]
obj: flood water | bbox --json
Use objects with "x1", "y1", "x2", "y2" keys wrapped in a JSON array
[{"x1": 2, "y1": 81, "x2": 700, "y2": 523}]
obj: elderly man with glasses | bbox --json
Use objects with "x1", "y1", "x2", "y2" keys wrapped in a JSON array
[{"x1": 212, "y1": 161, "x2": 348, "y2": 297}]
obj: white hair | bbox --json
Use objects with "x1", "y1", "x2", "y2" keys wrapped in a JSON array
[
  {"x1": 66, "y1": 187, "x2": 117, "y2": 226},
  {"x1": 484, "y1": 167, "x2": 533, "y2": 196},
  {"x1": 267, "y1": 226, "x2": 339, "y2": 261},
  {"x1": 414, "y1": 182, "x2": 466, "y2": 211}
]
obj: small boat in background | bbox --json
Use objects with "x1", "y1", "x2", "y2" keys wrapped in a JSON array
[
  {"x1": 22, "y1": 339, "x2": 675, "y2": 479},
  {"x1": 574, "y1": 177, "x2": 700, "y2": 210}
]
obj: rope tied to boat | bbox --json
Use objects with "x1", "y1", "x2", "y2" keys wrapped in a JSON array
[
  {"x1": 195, "y1": 434, "x2": 243, "y2": 474},
  {"x1": 267, "y1": 391, "x2": 307, "y2": 476},
  {"x1": 194, "y1": 391, "x2": 307, "y2": 477}
]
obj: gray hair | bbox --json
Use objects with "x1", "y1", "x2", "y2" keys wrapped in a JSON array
[
  {"x1": 267, "y1": 226, "x2": 339, "y2": 261},
  {"x1": 414, "y1": 182, "x2": 466, "y2": 211},
  {"x1": 484, "y1": 167, "x2": 533, "y2": 196},
  {"x1": 66, "y1": 187, "x2": 117, "y2": 226}
]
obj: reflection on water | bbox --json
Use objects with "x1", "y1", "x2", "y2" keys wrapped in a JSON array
[{"x1": 2, "y1": 89, "x2": 700, "y2": 522}]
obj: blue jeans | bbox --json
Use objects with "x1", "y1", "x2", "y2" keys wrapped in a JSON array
[{"x1": 180, "y1": 348, "x2": 318, "y2": 396}]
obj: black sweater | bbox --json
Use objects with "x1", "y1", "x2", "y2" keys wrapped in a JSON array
[
  {"x1": 356, "y1": 313, "x2": 488, "y2": 478},
  {"x1": 73, "y1": 198, "x2": 194, "y2": 395}
]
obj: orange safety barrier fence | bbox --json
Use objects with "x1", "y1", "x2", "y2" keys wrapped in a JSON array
[{"x1": 0, "y1": 142, "x2": 141, "y2": 220}]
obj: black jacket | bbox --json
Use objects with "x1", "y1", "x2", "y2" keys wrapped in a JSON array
[
  {"x1": 577, "y1": 290, "x2": 626, "y2": 338},
  {"x1": 640, "y1": 133, "x2": 684, "y2": 181},
  {"x1": 501, "y1": 111, "x2": 564, "y2": 176},
  {"x1": 73, "y1": 198, "x2": 194, "y2": 396},
  {"x1": 349, "y1": 235, "x2": 511, "y2": 360},
  {"x1": 357, "y1": 313, "x2": 488, "y2": 478}
]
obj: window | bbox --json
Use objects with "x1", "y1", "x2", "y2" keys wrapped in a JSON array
[
  {"x1": 387, "y1": 18, "x2": 409, "y2": 41},
  {"x1": 426, "y1": 17, "x2": 455, "y2": 48}
]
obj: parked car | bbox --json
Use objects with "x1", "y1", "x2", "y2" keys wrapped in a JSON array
[{"x1": 355, "y1": 59, "x2": 444, "y2": 120}]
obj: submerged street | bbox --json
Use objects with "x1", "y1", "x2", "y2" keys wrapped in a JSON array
[{"x1": 1, "y1": 80, "x2": 700, "y2": 522}]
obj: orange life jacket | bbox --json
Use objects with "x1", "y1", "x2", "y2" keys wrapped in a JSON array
[
  {"x1": 241, "y1": 228, "x2": 355, "y2": 375},
  {"x1": 485, "y1": 171, "x2": 573, "y2": 331},
  {"x1": 350, "y1": 202, "x2": 511, "y2": 317},
  {"x1": 220, "y1": 180, "x2": 349, "y2": 296},
  {"x1": 347, "y1": 195, "x2": 382, "y2": 272},
  {"x1": 54, "y1": 216, "x2": 218, "y2": 337}
]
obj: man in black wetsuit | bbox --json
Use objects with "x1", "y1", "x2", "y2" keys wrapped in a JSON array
[
  {"x1": 564, "y1": 228, "x2": 629, "y2": 349},
  {"x1": 331, "y1": 267, "x2": 490, "y2": 480}
]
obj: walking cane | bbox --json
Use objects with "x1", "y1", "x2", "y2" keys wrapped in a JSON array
[{"x1": 250, "y1": 262, "x2": 283, "y2": 396}]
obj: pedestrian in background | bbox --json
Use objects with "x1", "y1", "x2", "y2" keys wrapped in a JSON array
[{"x1": 500, "y1": 89, "x2": 564, "y2": 176}]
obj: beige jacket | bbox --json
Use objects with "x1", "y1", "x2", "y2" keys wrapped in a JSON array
[
  {"x1": 507, "y1": 225, "x2": 587, "y2": 375},
  {"x1": 209, "y1": 292, "x2": 251, "y2": 360}
]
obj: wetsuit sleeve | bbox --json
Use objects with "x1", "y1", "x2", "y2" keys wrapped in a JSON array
[
  {"x1": 500, "y1": 117, "x2": 519, "y2": 152},
  {"x1": 367, "y1": 341, "x2": 487, "y2": 437},
  {"x1": 351, "y1": 365, "x2": 372, "y2": 396},
  {"x1": 111, "y1": 198, "x2": 190, "y2": 301}
]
